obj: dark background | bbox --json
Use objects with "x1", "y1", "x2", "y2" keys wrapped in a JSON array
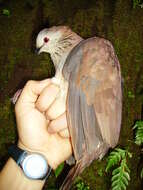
[{"x1": 0, "y1": 0, "x2": 143, "y2": 189}]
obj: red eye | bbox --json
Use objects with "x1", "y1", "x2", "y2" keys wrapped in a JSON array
[{"x1": 44, "y1": 37, "x2": 49, "y2": 43}]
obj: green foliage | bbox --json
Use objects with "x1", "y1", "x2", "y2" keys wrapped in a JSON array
[
  {"x1": 133, "y1": 120, "x2": 143, "y2": 179},
  {"x1": 106, "y1": 148, "x2": 132, "y2": 172},
  {"x1": 128, "y1": 91, "x2": 135, "y2": 99},
  {"x1": 97, "y1": 168, "x2": 103, "y2": 177},
  {"x1": 141, "y1": 168, "x2": 143, "y2": 179},
  {"x1": 54, "y1": 162, "x2": 64, "y2": 178},
  {"x1": 75, "y1": 180, "x2": 90, "y2": 190},
  {"x1": 106, "y1": 148, "x2": 132, "y2": 190},
  {"x1": 133, "y1": 0, "x2": 143, "y2": 8},
  {"x1": 133, "y1": 120, "x2": 143, "y2": 145},
  {"x1": 2, "y1": 9, "x2": 10, "y2": 16},
  {"x1": 111, "y1": 159, "x2": 130, "y2": 190}
]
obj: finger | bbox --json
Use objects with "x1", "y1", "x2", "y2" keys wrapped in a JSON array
[
  {"x1": 48, "y1": 113, "x2": 67, "y2": 133},
  {"x1": 58, "y1": 129, "x2": 70, "y2": 138},
  {"x1": 36, "y1": 84, "x2": 59, "y2": 112},
  {"x1": 17, "y1": 79, "x2": 51, "y2": 104},
  {"x1": 46, "y1": 97, "x2": 66, "y2": 120}
]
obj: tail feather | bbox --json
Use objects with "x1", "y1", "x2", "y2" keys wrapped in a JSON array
[
  {"x1": 60, "y1": 143, "x2": 110, "y2": 189},
  {"x1": 60, "y1": 162, "x2": 82, "y2": 190}
]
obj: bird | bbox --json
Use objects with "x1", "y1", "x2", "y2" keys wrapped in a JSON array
[
  {"x1": 16, "y1": 26, "x2": 122, "y2": 190},
  {"x1": 35, "y1": 26, "x2": 122, "y2": 189}
]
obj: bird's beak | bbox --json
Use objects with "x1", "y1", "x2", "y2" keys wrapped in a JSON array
[{"x1": 35, "y1": 47, "x2": 41, "y2": 55}]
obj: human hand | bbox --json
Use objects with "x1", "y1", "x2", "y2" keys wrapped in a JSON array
[
  {"x1": 15, "y1": 79, "x2": 72, "y2": 169},
  {"x1": 35, "y1": 81, "x2": 70, "y2": 138}
]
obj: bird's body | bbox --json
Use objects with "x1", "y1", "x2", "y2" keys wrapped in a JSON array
[{"x1": 36, "y1": 26, "x2": 122, "y2": 190}]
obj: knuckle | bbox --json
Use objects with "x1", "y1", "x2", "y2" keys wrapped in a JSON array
[
  {"x1": 46, "y1": 112, "x2": 52, "y2": 120},
  {"x1": 50, "y1": 84, "x2": 59, "y2": 91},
  {"x1": 49, "y1": 121, "x2": 57, "y2": 131},
  {"x1": 46, "y1": 109, "x2": 53, "y2": 120},
  {"x1": 26, "y1": 80, "x2": 35, "y2": 88}
]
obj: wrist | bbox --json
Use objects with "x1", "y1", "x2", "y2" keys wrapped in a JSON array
[
  {"x1": 0, "y1": 158, "x2": 45, "y2": 190},
  {"x1": 8, "y1": 143, "x2": 52, "y2": 182},
  {"x1": 17, "y1": 141, "x2": 59, "y2": 170}
]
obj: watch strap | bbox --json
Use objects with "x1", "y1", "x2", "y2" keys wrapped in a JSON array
[
  {"x1": 8, "y1": 144, "x2": 25, "y2": 164},
  {"x1": 8, "y1": 144, "x2": 52, "y2": 180}
]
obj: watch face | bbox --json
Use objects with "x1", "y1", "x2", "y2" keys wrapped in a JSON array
[{"x1": 21, "y1": 153, "x2": 48, "y2": 179}]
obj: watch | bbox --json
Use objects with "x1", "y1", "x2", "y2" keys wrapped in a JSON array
[{"x1": 8, "y1": 145, "x2": 51, "y2": 180}]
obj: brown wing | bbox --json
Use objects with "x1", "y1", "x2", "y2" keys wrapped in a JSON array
[{"x1": 63, "y1": 37, "x2": 122, "y2": 162}]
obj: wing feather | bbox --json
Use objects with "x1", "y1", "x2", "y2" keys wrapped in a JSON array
[{"x1": 63, "y1": 37, "x2": 122, "y2": 161}]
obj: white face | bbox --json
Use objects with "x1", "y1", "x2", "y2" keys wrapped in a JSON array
[{"x1": 36, "y1": 28, "x2": 62, "y2": 54}]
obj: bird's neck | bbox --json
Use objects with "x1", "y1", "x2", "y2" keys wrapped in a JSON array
[
  {"x1": 50, "y1": 50, "x2": 69, "y2": 71},
  {"x1": 50, "y1": 34, "x2": 83, "y2": 74}
]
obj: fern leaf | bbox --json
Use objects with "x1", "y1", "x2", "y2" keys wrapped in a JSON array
[
  {"x1": 111, "y1": 159, "x2": 130, "y2": 190},
  {"x1": 112, "y1": 167, "x2": 121, "y2": 175},
  {"x1": 121, "y1": 173, "x2": 129, "y2": 186},
  {"x1": 133, "y1": 120, "x2": 143, "y2": 145},
  {"x1": 111, "y1": 173, "x2": 121, "y2": 181},
  {"x1": 123, "y1": 171, "x2": 130, "y2": 181},
  {"x1": 106, "y1": 156, "x2": 120, "y2": 172},
  {"x1": 119, "y1": 180, "x2": 126, "y2": 190},
  {"x1": 106, "y1": 148, "x2": 131, "y2": 190},
  {"x1": 106, "y1": 148, "x2": 126, "y2": 172},
  {"x1": 115, "y1": 148, "x2": 126, "y2": 158},
  {"x1": 112, "y1": 186, "x2": 121, "y2": 190},
  {"x1": 112, "y1": 179, "x2": 120, "y2": 188},
  {"x1": 133, "y1": 121, "x2": 143, "y2": 129},
  {"x1": 124, "y1": 164, "x2": 130, "y2": 174}
]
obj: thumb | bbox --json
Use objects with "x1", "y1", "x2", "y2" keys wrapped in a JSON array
[{"x1": 17, "y1": 79, "x2": 51, "y2": 104}]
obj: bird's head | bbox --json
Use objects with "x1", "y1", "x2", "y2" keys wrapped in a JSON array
[
  {"x1": 36, "y1": 26, "x2": 63, "y2": 54},
  {"x1": 36, "y1": 26, "x2": 82, "y2": 61}
]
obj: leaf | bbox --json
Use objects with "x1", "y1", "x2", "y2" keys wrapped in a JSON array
[
  {"x1": 123, "y1": 172, "x2": 130, "y2": 181},
  {"x1": 124, "y1": 164, "x2": 130, "y2": 174},
  {"x1": 97, "y1": 168, "x2": 103, "y2": 177},
  {"x1": 111, "y1": 173, "x2": 121, "y2": 181},
  {"x1": 127, "y1": 152, "x2": 132, "y2": 158},
  {"x1": 119, "y1": 180, "x2": 126, "y2": 190},
  {"x1": 111, "y1": 159, "x2": 130, "y2": 190},
  {"x1": 2, "y1": 9, "x2": 10, "y2": 16},
  {"x1": 121, "y1": 174, "x2": 129, "y2": 186},
  {"x1": 133, "y1": 120, "x2": 143, "y2": 145},
  {"x1": 106, "y1": 149, "x2": 123, "y2": 172},
  {"x1": 112, "y1": 167, "x2": 121, "y2": 175},
  {"x1": 106, "y1": 148, "x2": 131, "y2": 190},
  {"x1": 76, "y1": 180, "x2": 90, "y2": 190},
  {"x1": 112, "y1": 178, "x2": 120, "y2": 187},
  {"x1": 112, "y1": 186, "x2": 121, "y2": 190},
  {"x1": 54, "y1": 162, "x2": 64, "y2": 177},
  {"x1": 133, "y1": 0, "x2": 142, "y2": 8}
]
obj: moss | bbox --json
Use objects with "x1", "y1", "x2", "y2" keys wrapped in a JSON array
[
  {"x1": 32, "y1": 53, "x2": 55, "y2": 80},
  {"x1": 0, "y1": 97, "x2": 16, "y2": 163},
  {"x1": 67, "y1": 8, "x2": 97, "y2": 38}
]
